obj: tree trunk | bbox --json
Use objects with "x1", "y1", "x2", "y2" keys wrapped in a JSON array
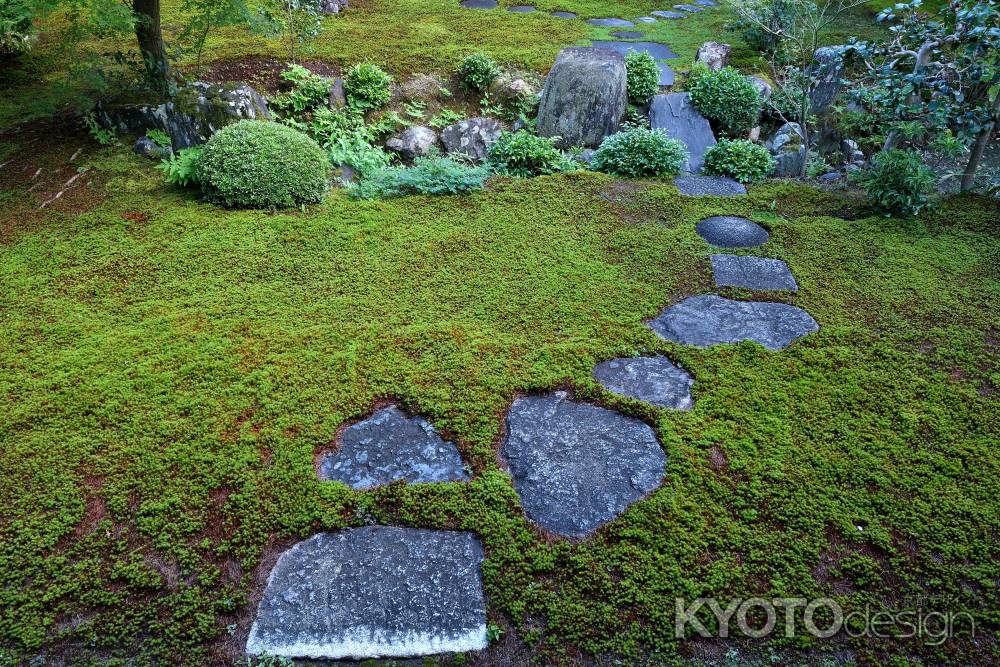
[
  {"x1": 133, "y1": 0, "x2": 171, "y2": 96},
  {"x1": 961, "y1": 92, "x2": 1000, "y2": 192}
]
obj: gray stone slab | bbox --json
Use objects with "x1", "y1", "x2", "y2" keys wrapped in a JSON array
[
  {"x1": 649, "y1": 93, "x2": 715, "y2": 172},
  {"x1": 637, "y1": 16, "x2": 658, "y2": 22},
  {"x1": 551, "y1": 10, "x2": 576, "y2": 17},
  {"x1": 318, "y1": 406, "x2": 470, "y2": 488},
  {"x1": 502, "y1": 391, "x2": 666, "y2": 537},
  {"x1": 651, "y1": 10, "x2": 687, "y2": 18},
  {"x1": 648, "y1": 295, "x2": 818, "y2": 350},
  {"x1": 674, "y1": 175, "x2": 747, "y2": 196},
  {"x1": 587, "y1": 17, "x2": 636, "y2": 27},
  {"x1": 674, "y1": 3, "x2": 705, "y2": 11},
  {"x1": 460, "y1": 0, "x2": 497, "y2": 7},
  {"x1": 590, "y1": 40, "x2": 678, "y2": 60},
  {"x1": 693, "y1": 0, "x2": 718, "y2": 5},
  {"x1": 696, "y1": 216, "x2": 769, "y2": 248},
  {"x1": 611, "y1": 30, "x2": 645, "y2": 38},
  {"x1": 711, "y1": 255, "x2": 798, "y2": 291},
  {"x1": 657, "y1": 62, "x2": 675, "y2": 87},
  {"x1": 593, "y1": 356, "x2": 694, "y2": 410},
  {"x1": 507, "y1": 4, "x2": 535, "y2": 11},
  {"x1": 247, "y1": 527, "x2": 487, "y2": 660}
]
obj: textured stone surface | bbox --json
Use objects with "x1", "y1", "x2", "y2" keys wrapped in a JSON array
[
  {"x1": 695, "y1": 41, "x2": 731, "y2": 70},
  {"x1": 537, "y1": 47, "x2": 627, "y2": 149},
  {"x1": 810, "y1": 45, "x2": 845, "y2": 113},
  {"x1": 649, "y1": 295, "x2": 818, "y2": 350},
  {"x1": 441, "y1": 117, "x2": 502, "y2": 161},
  {"x1": 247, "y1": 527, "x2": 487, "y2": 659},
  {"x1": 502, "y1": 392, "x2": 666, "y2": 537},
  {"x1": 318, "y1": 0, "x2": 348, "y2": 13},
  {"x1": 693, "y1": 0, "x2": 718, "y2": 5},
  {"x1": 593, "y1": 356, "x2": 694, "y2": 410},
  {"x1": 318, "y1": 406, "x2": 469, "y2": 488},
  {"x1": 611, "y1": 30, "x2": 645, "y2": 38},
  {"x1": 386, "y1": 126, "x2": 439, "y2": 160},
  {"x1": 651, "y1": 10, "x2": 686, "y2": 18},
  {"x1": 590, "y1": 40, "x2": 678, "y2": 60},
  {"x1": 649, "y1": 93, "x2": 715, "y2": 172},
  {"x1": 507, "y1": 4, "x2": 535, "y2": 10},
  {"x1": 657, "y1": 62, "x2": 676, "y2": 87},
  {"x1": 711, "y1": 255, "x2": 798, "y2": 291},
  {"x1": 637, "y1": 16, "x2": 658, "y2": 22},
  {"x1": 551, "y1": 10, "x2": 576, "y2": 17},
  {"x1": 132, "y1": 136, "x2": 170, "y2": 160},
  {"x1": 769, "y1": 122, "x2": 806, "y2": 177},
  {"x1": 328, "y1": 77, "x2": 347, "y2": 109},
  {"x1": 696, "y1": 216, "x2": 769, "y2": 248},
  {"x1": 587, "y1": 17, "x2": 635, "y2": 27},
  {"x1": 460, "y1": 0, "x2": 497, "y2": 8},
  {"x1": 674, "y1": 3, "x2": 704, "y2": 11},
  {"x1": 674, "y1": 175, "x2": 747, "y2": 196}
]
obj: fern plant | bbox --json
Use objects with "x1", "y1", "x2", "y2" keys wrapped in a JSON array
[{"x1": 156, "y1": 146, "x2": 205, "y2": 188}]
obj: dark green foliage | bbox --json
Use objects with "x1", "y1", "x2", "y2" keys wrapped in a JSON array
[
  {"x1": 156, "y1": 146, "x2": 205, "y2": 188},
  {"x1": 591, "y1": 127, "x2": 687, "y2": 178},
  {"x1": 457, "y1": 53, "x2": 502, "y2": 93},
  {"x1": 703, "y1": 138, "x2": 775, "y2": 183},
  {"x1": 0, "y1": 0, "x2": 33, "y2": 55},
  {"x1": 855, "y1": 148, "x2": 935, "y2": 216},
  {"x1": 270, "y1": 63, "x2": 333, "y2": 117},
  {"x1": 487, "y1": 130, "x2": 576, "y2": 177},
  {"x1": 686, "y1": 63, "x2": 762, "y2": 137},
  {"x1": 624, "y1": 51, "x2": 660, "y2": 105},
  {"x1": 730, "y1": 0, "x2": 799, "y2": 54},
  {"x1": 196, "y1": 120, "x2": 330, "y2": 208},
  {"x1": 350, "y1": 155, "x2": 489, "y2": 199},
  {"x1": 344, "y1": 62, "x2": 393, "y2": 111}
]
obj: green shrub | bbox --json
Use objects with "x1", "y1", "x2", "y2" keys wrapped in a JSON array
[
  {"x1": 196, "y1": 121, "x2": 330, "y2": 208},
  {"x1": 591, "y1": 127, "x2": 687, "y2": 178},
  {"x1": 350, "y1": 156, "x2": 489, "y2": 199},
  {"x1": 702, "y1": 138, "x2": 774, "y2": 183},
  {"x1": 308, "y1": 107, "x2": 370, "y2": 146},
  {"x1": 487, "y1": 130, "x2": 577, "y2": 177},
  {"x1": 156, "y1": 146, "x2": 204, "y2": 188},
  {"x1": 730, "y1": 0, "x2": 799, "y2": 54},
  {"x1": 345, "y1": 62, "x2": 393, "y2": 111},
  {"x1": 458, "y1": 53, "x2": 501, "y2": 93},
  {"x1": 855, "y1": 149, "x2": 934, "y2": 216},
  {"x1": 687, "y1": 63, "x2": 761, "y2": 137},
  {"x1": 270, "y1": 64, "x2": 332, "y2": 117},
  {"x1": 625, "y1": 51, "x2": 660, "y2": 105},
  {"x1": 1, "y1": 0, "x2": 33, "y2": 55},
  {"x1": 328, "y1": 133, "x2": 394, "y2": 179}
]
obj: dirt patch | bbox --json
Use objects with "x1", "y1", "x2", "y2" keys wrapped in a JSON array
[
  {"x1": 708, "y1": 444, "x2": 729, "y2": 471},
  {"x1": 192, "y1": 57, "x2": 341, "y2": 95}
]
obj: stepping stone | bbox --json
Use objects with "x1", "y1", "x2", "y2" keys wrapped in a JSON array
[
  {"x1": 460, "y1": 0, "x2": 497, "y2": 8},
  {"x1": 674, "y1": 175, "x2": 747, "y2": 196},
  {"x1": 507, "y1": 4, "x2": 535, "y2": 11},
  {"x1": 675, "y1": 3, "x2": 705, "y2": 11},
  {"x1": 318, "y1": 406, "x2": 470, "y2": 488},
  {"x1": 593, "y1": 356, "x2": 694, "y2": 410},
  {"x1": 502, "y1": 391, "x2": 666, "y2": 537},
  {"x1": 587, "y1": 17, "x2": 636, "y2": 27},
  {"x1": 693, "y1": 0, "x2": 718, "y2": 5},
  {"x1": 590, "y1": 40, "x2": 678, "y2": 60},
  {"x1": 551, "y1": 10, "x2": 576, "y2": 17},
  {"x1": 648, "y1": 295, "x2": 818, "y2": 350},
  {"x1": 657, "y1": 62, "x2": 675, "y2": 87},
  {"x1": 711, "y1": 255, "x2": 798, "y2": 291},
  {"x1": 247, "y1": 527, "x2": 487, "y2": 660},
  {"x1": 650, "y1": 93, "x2": 715, "y2": 172},
  {"x1": 611, "y1": 30, "x2": 645, "y2": 38},
  {"x1": 637, "y1": 16, "x2": 658, "y2": 22},
  {"x1": 651, "y1": 10, "x2": 687, "y2": 18},
  {"x1": 696, "y1": 216, "x2": 769, "y2": 248}
]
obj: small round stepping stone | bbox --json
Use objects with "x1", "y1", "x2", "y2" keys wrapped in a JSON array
[
  {"x1": 674, "y1": 3, "x2": 705, "y2": 11},
  {"x1": 507, "y1": 4, "x2": 536, "y2": 11},
  {"x1": 502, "y1": 391, "x2": 666, "y2": 537},
  {"x1": 247, "y1": 527, "x2": 487, "y2": 660},
  {"x1": 611, "y1": 30, "x2": 645, "y2": 38},
  {"x1": 674, "y1": 175, "x2": 748, "y2": 196},
  {"x1": 460, "y1": 0, "x2": 497, "y2": 8},
  {"x1": 651, "y1": 10, "x2": 687, "y2": 18},
  {"x1": 711, "y1": 254, "x2": 798, "y2": 291},
  {"x1": 593, "y1": 356, "x2": 694, "y2": 410},
  {"x1": 551, "y1": 10, "x2": 576, "y2": 17},
  {"x1": 587, "y1": 17, "x2": 636, "y2": 27},
  {"x1": 318, "y1": 405, "x2": 470, "y2": 488},
  {"x1": 696, "y1": 216, "x2": 769, "y2": 248},
  {"x1": 589, "y1": 40, "x2": 678, "y2": 60},
  {"x1": 648, "y1": 295, "x2": 818, "y2": 350},
  {"x1": 637, "y1": 16, "x2": 658, "y2": 22}
]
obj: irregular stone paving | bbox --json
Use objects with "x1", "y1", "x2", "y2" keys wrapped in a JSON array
[
  {"x1": 247, "y1": 527, "x2": 487, "y2": 660},
  {"x1": 551, "y1": 10, "x2": 576, "y2": 17},
  {"x1": 674, "y1": 3, "x2": 704, "y2": 11},
  {"x1": 507, "y1": 4, "x2": 535, "y2": 11},
  {"x1": 593, "y1": 356, "x2": 694, "y2": 410},
  {"x1": 650, "y1": 93, "x2": 715, "y2": 172},
  {"x1": 696, "y1": 215, "x2": 769, "y2": 248},
  {"x1": 694, "y1": 0, "x2": 718, "y2": 5},
  {"x1": 318, "y1": 405, "x2": 470, "y2": 488},
  {"x1": 648, "y1": 295, "x2": 818, "y2": 350},
  {"x1": 612, "y1": 30, "x2": 645, "y2": 38},
  {"x1": 587, "y1": 17, "x2": 636, "y2": 27},
  {"x1": 459, "y1": 0, "x2": 496, "y2": 7},
  {"x1": 674, "y1": 175, "x2": 748, "y2": 196},
  {"x1": 711, "y1": 254, "x2": 798, "y2": 291},
  {"x1": 637, "y1": 16, "x2": 658, "y2": 22},
  {"x1": 652, "y1": 10, "x2": 687, "y2": 18},
  {"x1": 502, "y1": 391, "x2": 666, "y2": 537}
]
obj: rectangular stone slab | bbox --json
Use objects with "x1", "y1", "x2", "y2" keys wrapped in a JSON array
[{"x1": 711, "y1": 254, "x2": 798, "y2": 291}]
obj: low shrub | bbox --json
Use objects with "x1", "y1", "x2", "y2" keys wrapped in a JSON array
[
  {"x1": 308, "y1": 107, "x2": 370, "y2": 146},
  {"x1": 730, "y1": 0, "x2": 798, "y2": 54},
  {"x1": 487, "y1": 130, "x2": 576, "y2": 177},
  {"x1": 157, "y1": 146, "x2": 204, "y2": 188},
  {"x1": 687, "y1": 63, "x2": 761, "y2": 137},
  {"x1": 625, "y1": 51, "x2": 660, "y2": 105},
  {"x1": 270, "y1": 64, "x2": 332, "y2": 117},
  {"x1": 345, "y1": 62, "x2": 393, "y2": 111},
  {"x1": 196, "y1": 120, "x2": 330, "y2": 208},
  {"x1": 702, "y1": 138, "x2": 774, "y2": 183},
  {"x1": 350, "y1": 156, "x2": 489, "y2": 199},
  {"x1": 328, "y1": 133, "x2": 394, "y2": 180},
  {"x1": 458, "y1": 53, "x2": 501, "y2": 93},
  {"x1": 591, "y1": 127, "x2": 687, "y2": 178},
  {"x1": 855, "y1": 149, "x2": 934, "y2": 216}
]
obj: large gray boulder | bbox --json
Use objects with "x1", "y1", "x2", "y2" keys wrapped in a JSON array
[
  {"x1": 810, "y1": 46, "x2": 845, "y2": 113},
  {"x1": 536, "y1": 47, "x2": 627, "y2": 149},
  {"x1": 769, "y1": 121, "x2": 806, "y2": 177},
  {"x1": 695, "y1": 41, "x2": 731, "y2": 71},
  {"x1": 441, "y1": 117, "x2": 502, "y2": 161},
  {"x1": 385, "y1": 126, "x2": 439, "y2": 161},
  {"x1": 649, "y1": 93, "x2": 715, "y2": 173}
]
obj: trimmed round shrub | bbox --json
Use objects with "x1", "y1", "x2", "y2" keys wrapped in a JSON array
[
  {"x1": 686, "y1": 63, "x2": 761, "y2": 137},
  {"x1": 591, "y1": 127, "x2": 688, "y2": 178},
  {"x1": 197, "y1": 120, "x2": 330, "y2": 208},
  {"x1": 855, "y1": 149, "x2": 934, "y2": 217},
  {"x1": 487, "y1": 130, "x2": 576, "y2": 177},
  {"x1": 702, "y1": 138, "x2": 774, "y2": 184},
  {"x1": 625, "y1": 50, "x2": 660, "y2": 105},
  {"x1": 458, "y1": 53, "x2": 501, "y2": 93},
  {"x1": 345, "y1": 62, "x2": 393, "y2": 111}
]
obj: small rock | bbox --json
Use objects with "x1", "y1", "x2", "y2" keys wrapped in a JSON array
[
  {"x1": 488, "y1": 71, "x2": 540, "y2": 110},
  {"x1": 318, "y1": 0, "x2": 348, "y2": 13},
  {"x1": 695, "y1": 41, "x2": 731, "y2": 71},
  {"x1": 770, "y1": 121, "x2": 806, "y2": 178},
  {"x1": 385, "y1": 126, "x2": 439, "y2": 161},
  {"x1": 441, "y1": 117, "x2": 502, "y2": 161},
  {"x1": 328, "y1": 78, "x2": 347, "y2": 109},
  {"x1": 748, "y1": 75, "x2": 772, "y2": 102},
  {"x1": 573, "y1": 148, "x2": 595, "y2": 166},
  {"x1": 133, "y1": 136, "x2": 170, "y2": 160},
  {"x1": 818, "y1": 171, "x2": 842, "y2": 183}
]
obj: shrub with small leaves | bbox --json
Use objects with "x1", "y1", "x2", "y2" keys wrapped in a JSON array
[
  {"x1": 854, "y1": 149, "x2": 934, "y2": 216},
  {"x1": 457, "y1": 53, "x2": 502, "y2": 93},
  {"x1": 702, "y1": 138, "x2": 774, "y2": 183},
  {"x1": 625, "y1": 51, "x2": 660, "y2": 105},
  {"x1": 156, "y1": 146, "x2": 204, "y2": 188},
  {"x1": 591, "y1": 127, "x2": 688, "y2": 178},
  {"x1": 350, "y1": 156, "x2": 489, "y2": 199},
  {"x1": 686, "y1": 63, "x2": 761, "y2": 137},
  {"x1": 345, "y1": 62, "x2": 394, "y2": 111},
  {"x1": 270, "y1": 64, "x2": 332, "y2": 118},
  {"x1": 487, "y1": 130, "x2": 577, "y2": 177}
]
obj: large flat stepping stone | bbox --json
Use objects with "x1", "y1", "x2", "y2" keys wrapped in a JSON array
[
  {"x1": 674, "y1": 175, "x2": 747, "y2": 196},
  {"x1": 696, "y1": 215, "x2": 769, "y2": 248},
  {"x1": 675, "y1": 3, "x2": 705, "y2": 11},
  {"x1": 593, "y1": 356, "x2": 694, "y2": 410},
  {"x1": 590, "y1": 40, "x2": 678, "y2": 60},
  {"x1": 507, "y1": 4, "x2": 535, "y2": 11},
  {"x1": 694, "y1": 0, "x2": 719, "y2": 5},
  {"x1": 651, "y1": 10, "x2": 687, "y2": 18},
  {"x1": 460, "y1": 0, "x2": 497, "y2": 8},
  {"x1": 551, "y1": 10, "x2": 576, "y2": 17},
  {"x1": 587, "y1": 17, "x2": 635, "y2": 27},
  {"x1": 611, "y1": 30, "x2": 645, "y2": 38},
  {"x1": 247, "y1": 527, "x2": 487, "y2": 660},
  {"x1": 637, "y1": 16, "x2": 659, "y2": 22},
  {"x1": 650, "y1": 93, "x2": 715, "y2": 172},
  {"x1": 502, "y1": 391, "x2": 666, "y2": 537},
  {"x1": 649, "y1": 295, "x2": 818, "y2": 350},
  {"x1": 711, "y1": 254, "x2": 798, "y2": 291},
  {"x1": 318, "y1": 406, "x2": 470, "y2": 488}
]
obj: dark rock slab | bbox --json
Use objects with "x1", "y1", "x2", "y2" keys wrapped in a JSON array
[
  {"x1": 674, "y1": 175, "x2": 747, "y2": 196},
  {"x1": 593, "y1": 356, "x2": 694, "y2": 410},
  {"x1": 551, "y1": 10, "x2": 576, "y2": 17},
  {"x1": 711, "y1": 254, "x2": 798, "y2": 291},
  {"x1": 507, "y1": 4, "x2": 536, "y2": 11},
  {"x1": 247, "y1": 527, "x2": 487, "y2": 659},
  {"x1": 502, "y1": 391, "x2": 666, "y2": 537},
  {"x1": 674, "y1": 3, "x2": 704, "y2": 11},
  {"x1": 587, "y1": 17, "x2": 635, "y2": 27},
  {"x1": 657, "y1": 62, "x2": 675, "y2": 87},
  {"x1": 651, "y1": 10, "x2": 686, "y2": 18},
  {"x1": 611, "y1": 30, "x2": 645, "y2": 38},
  {"x1": 696, "y1": 216, "x2": 769, "y2": 248},
  {"x1": 648, "y1": 295, "x2": 818, "y2": 350},
  {"x1": 318, "y1": 406, "x2": 469, "y2": 488},
  {"x1": 590, "y1": 40, "x2": 678, "y2": 60},
  {"x1": 649, "y1": 93, "x2": 715, "y2": 172},
  {"x1": 460, "y1": 0, "x2": 497, "y2": 8},
  {"x1": 537, "y1": 47, "x2": 627, "y2": 148}
]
